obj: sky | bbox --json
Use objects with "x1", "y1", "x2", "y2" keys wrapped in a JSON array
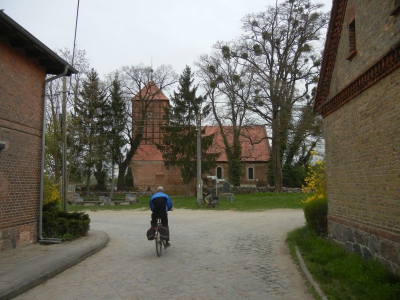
[{"x1": 1, "y1": 0, "x2": 333, "y2": 79}]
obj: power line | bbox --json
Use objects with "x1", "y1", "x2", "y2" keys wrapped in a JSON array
[{"x1": 68, "y1": 0, "x2": 80, "y2": 94}]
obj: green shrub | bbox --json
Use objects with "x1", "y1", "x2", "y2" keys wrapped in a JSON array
[
  {"x1": 282, "y1": 164, "x2": 306, "y2": 188},
  {"x1": 303, "y1": 197, "x2": 327, "y2": 236},
  {"x1": 43, "y1": 202, "x2": 90, "y2": 241}
]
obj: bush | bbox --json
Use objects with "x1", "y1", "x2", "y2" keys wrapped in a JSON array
[
  {"x1": 43, "y1": 174, "x2": 61, "y2": 205},
  {"x1": 303, "y1": 197, "x2": 327, "y2": 236},
  {"x1": 282, "y1": 164, "x2": 306, "y2": 188},
  {"x1": 302, "y1": 160, "x2": 326, "y2": 203},
  {"x1": 43, "y1": 202, "x2": 90, "y2": 241}
]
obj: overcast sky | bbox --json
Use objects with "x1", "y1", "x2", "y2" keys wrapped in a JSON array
[{"x1": 1, "y1": 0, "x2": 332, "y2": 79}]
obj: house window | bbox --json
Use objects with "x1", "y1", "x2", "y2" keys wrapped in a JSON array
[
  {"x1": 248, "y1": 167, "x2": 254, "y2": 180},
  {"x1": 392, "y1": 0, "x2": 400, "y2": 15},
  {"x1": 347, "y1": 19, "x2": 357, "y2": 60},
  {"x1": 216, "y1": 167, "x2": 223, "y2": 179}
]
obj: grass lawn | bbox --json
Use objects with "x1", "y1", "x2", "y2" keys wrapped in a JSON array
[
  {"x1": 287, "y1": 227, "x2": 400, "y2": 300},
  {"x1": 68, "y1": 192, "x2": 309, "y2": 212},
  {"x1": 68, "y1": 192, "x2": 400, "y2": 299}
]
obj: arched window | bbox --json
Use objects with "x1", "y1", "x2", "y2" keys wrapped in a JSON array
[
  {"x1": 216, "y1": 166, "x2": 223, "y2": 179},
  {"x1": 248, "y1": 167, "x2": 254, "y2": 180}
]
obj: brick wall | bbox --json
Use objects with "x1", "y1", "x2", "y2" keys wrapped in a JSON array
[
  {"x1": 324, "y1": 67, "x2": 400, "y2": 275},
  {"x1": 132, "y1": 161, "x2": 190, "y2": 195},
  {"x1": 132, "y1": 160, "x2": 268, "y2": 195},
  {"x1": 0, "y1": 40, "x2": 46, "y2": 250},
  {"x1": 329, "y1": 0, "x2": 400, "y2": 98}
]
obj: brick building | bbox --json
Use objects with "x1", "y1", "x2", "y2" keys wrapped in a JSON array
[
  {"x1": 131, "y1": 83, "x2": 269, "y2": 195},
  {"x1": 0, "y1": 11, "x2": 77, "y2": 250},
  {"x1": 314, "y1": 0, "x2": 400, "y2": 275}
]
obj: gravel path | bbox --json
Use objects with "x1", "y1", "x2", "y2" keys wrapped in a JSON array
[{"x1": 16, "y1": 209, "x2": 312, "y2": 300}]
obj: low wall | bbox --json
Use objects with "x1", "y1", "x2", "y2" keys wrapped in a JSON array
[{"x1": 77, "y1": 187, "x2": 302, "y2": 198}]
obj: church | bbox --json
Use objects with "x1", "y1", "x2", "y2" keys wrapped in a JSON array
[{"x1": 130, "y1": 82, "x2": 270, "y2": 195}]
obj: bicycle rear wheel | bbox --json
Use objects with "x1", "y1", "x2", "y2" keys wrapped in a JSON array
[
  {"x1": 212, "y1": 200, "x2": 219, "y2": 208},
  {"x1": 155, "y1": 231, "x2": 162, "y2": 257},
  {"x1": 197, "y1": 198, "x2": 205, "y2": 208}
]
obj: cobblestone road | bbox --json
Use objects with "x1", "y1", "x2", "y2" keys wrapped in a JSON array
[{"x1": 16, "y1": 209, "x2": 312, "y2": 300}]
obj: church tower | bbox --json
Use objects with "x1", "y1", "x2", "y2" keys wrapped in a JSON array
[{"x1": 131, "y1": 81, "x2": 169, "y2": 145}]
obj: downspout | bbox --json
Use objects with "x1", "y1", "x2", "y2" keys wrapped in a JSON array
[{"x1": 38, "y1": 65, "x2": 69, "y2": 244}]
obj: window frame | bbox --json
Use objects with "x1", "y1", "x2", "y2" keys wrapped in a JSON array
[
  {"x1": 346, "y1": 19, "x2": 357, "y2": 60},
  {"x1": 216, "y1": 166, "x2": 223, "y2": 179},
  {"x1": 248, "y1": 167, "x2": 254, "y2": 180}
]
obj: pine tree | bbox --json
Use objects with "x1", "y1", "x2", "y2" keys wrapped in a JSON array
[
  {"x1": 157, "y1": 66, "x2": 219, "y2": 195},
  {"x1": 107, "y1": 74, "x2": 128, "y2": 170},
  {"x1": 72, "y1": 69, "x2": 108, "y2": 193}
]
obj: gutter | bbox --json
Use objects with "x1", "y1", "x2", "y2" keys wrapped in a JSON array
[{"x1": 38, "y1": 65, "x2": 69, "y2": 244}]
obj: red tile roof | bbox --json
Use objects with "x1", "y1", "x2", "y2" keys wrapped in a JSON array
[
  {"x1": 133, "y1": 125, "x2": 270, "y2": 162},
  {"x1": 204, "y1": 126, "x2": 270, "y2": 162},
  {"x1": 131, "y1": 81, "x2": 169, "y2": 101}
]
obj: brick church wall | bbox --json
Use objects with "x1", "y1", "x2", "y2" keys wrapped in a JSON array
[
  {"x1": 132, "y1": 162, "x2": 190, "y2": 195},
  {"x1": 0, "y1": 40, "x2": 46, "y2": 250}
]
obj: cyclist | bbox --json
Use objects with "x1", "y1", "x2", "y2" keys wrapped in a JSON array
[
  {"x1": 149, "y1": 186, "x2": 173, "y2": 247},
  {"x1": 204, "y1": 185, "x2": 212, "y2": 205}
]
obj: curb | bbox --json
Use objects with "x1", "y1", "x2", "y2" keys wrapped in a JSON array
[
  {"x1": 0, "y1": 230, "x2": 109, "y2": 300},
  {"x1": 295, "y1": 245, "x2": 328, "y2": 300}
]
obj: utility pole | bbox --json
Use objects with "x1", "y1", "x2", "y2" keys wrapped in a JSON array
[
  {"x1": 110, "y1": 163, "x2": 114, "y2": 198},
  {"x1": 196, "y1": 112, "x2": 202, "y2": 201},
  {"x1": 62, "y1": 76, "x2": 67, "y2": 211}
]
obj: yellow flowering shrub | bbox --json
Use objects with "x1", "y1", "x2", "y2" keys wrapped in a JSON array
[
  {"x1": 43, "y1": 174, "x2": 61, "y2": 205},
  {"x1": 302, "y1": 159, "x2": 326, "y2": 204}
]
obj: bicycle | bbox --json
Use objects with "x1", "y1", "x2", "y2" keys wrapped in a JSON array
[
  {"x1": 197, "y1": 195, "x2": 219, "y2": 208},
  {"x1": 154, "y1": 217, "x2": 169, "y2": 257}
]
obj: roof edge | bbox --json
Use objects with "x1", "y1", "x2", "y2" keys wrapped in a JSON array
[
  {"x1": 0, "y1": 10, "x2": 78, "y2": 76},
  {"x1": 313, "y1": 0, "x2": 347, "y2": 113}
]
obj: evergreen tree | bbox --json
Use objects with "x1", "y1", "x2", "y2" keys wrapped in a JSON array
[
  {"x1": 157, "y1": 66, "x2": 219, "y2": 195},
  {"x1": 72, "y1": 69, "x2": 108, "y2": 193},
  {"x1": 107, "y1": 73, "x2": 128, "y2": 187}
]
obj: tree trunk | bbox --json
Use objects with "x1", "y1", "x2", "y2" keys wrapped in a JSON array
[
  {"x1": 85, "y1": 166, "x2": 91, "y2": 196},
  {"x1": 272, "y1": 117, "x2": 283, "y2": 193},
  {"x1": 186, "y1": 183, "x2": 191, "y2": 197},
  {"x1": 117, "y1": 162, "x2": 127, "y2": 191}
]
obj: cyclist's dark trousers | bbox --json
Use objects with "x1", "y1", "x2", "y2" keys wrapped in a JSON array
[{"x1": 151, "y1": 213, "x2": 169, "y2": 241}]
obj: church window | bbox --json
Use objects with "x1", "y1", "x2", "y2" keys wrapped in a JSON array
[
  {"x1": 216, "y1": 167, "x2": 223, "y2": 179},
  {"x1": 248, "y1": 167, "x2": 254, "y2": 180}
]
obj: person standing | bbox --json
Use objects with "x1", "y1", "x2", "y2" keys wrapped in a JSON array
[{"x1": 149, "y1": 186, "x2": 173, "y2": 247}]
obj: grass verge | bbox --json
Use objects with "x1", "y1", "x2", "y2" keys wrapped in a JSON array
[
  {"x1": 67, "y1": 192, "x2": 309, "y2": 212},
  {"x1": 286, "y1": 226, "x2": 400, "y2": 300}
]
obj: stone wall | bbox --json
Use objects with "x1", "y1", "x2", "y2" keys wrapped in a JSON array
[{"x1": 329, "y1": 220, "x2": 400, "y2": 276}]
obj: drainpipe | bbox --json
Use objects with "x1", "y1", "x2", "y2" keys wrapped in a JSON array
[{"x1": 38, "y1": 65, "x2": 69, "y2": 244}]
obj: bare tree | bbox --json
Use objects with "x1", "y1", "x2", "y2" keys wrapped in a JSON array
[
  {"x1": 222, "y1": 0, "x2": 328, "y2": 192},
  {"x1": 44, "y1": 48, "x2": 89, "y2": 184},
  {"x1": 196, "y1": 44, "x2": 257, "y2": 186}
]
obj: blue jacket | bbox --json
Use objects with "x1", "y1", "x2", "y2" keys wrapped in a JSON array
[{"x1": 149, "y1": 192, "x2": 173, "y2": 214}]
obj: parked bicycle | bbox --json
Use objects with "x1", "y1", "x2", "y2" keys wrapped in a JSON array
[{"x1": 197, "y1": 196, "x2": 219, "y2": 208}]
